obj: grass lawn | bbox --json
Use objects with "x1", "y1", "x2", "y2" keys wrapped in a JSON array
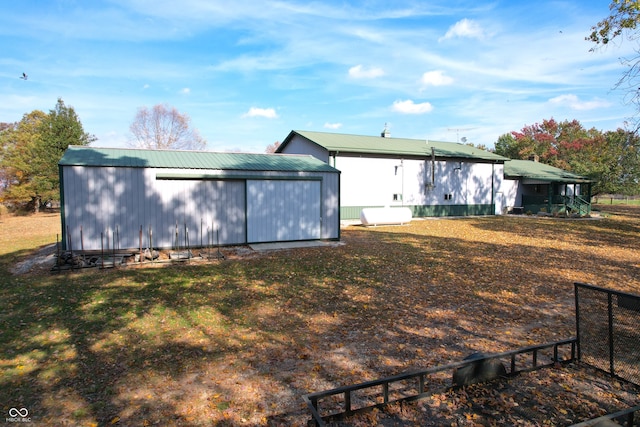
[
  {"x1": 1, "y1": 205, "x2": 639, "y2": 426},
  {"x1": 593, "y1": 197, "x2": 640, "y2": 206}
]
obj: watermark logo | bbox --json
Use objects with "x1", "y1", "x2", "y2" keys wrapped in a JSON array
[{"x1": 6, "y1": 408, "x2": 31, "y2": 423}]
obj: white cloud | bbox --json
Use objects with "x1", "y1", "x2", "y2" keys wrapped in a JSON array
[
  {"x1": 392, "y1": 99, "x2": 433, "y2": 114},
  {"x1": 324, "y1": 122, "x2": 343, "y2": 129},
  {"x1": 548, "y1": 94, "x2": 611, "y2": 111},
  {"x1": 421, "y1": 70, "x2": 454, "y2": 87},
  {"x1": 348, "y1": 64, "x2": 385, "y2": 79},
  {"x1": 180, "y1": 87, "x2": 191, "y2": 94},
  {"x1": 439, "y1": 18, "x2": 484, "y2": 41},
  {"x1": 242, "y1": 107, "x2": 279, "y2": 119}
]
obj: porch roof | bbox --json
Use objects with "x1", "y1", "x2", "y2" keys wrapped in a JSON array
[{"x1": 504, "y1": 159, "x2": 595, "y2": 184}]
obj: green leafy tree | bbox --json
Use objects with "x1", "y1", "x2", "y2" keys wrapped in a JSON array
[
  {"x1": 603, "y1": 129, "x2": 640, "y2": 195},
  {"x1": 0, "y1": 122, "x2": 17, "y2": 195},
  {"x1": 588, "y1": 0, "x2": 640, "y2": 46},
  {"x1": 0, "y1": 99, "x2": 95, "y2": 212},
  {"x1": 565, "y1": 131, "x2": 620, "y2": 195},
  {"x1": 494, "y1": 133, "x2": 521, "y2": 158},
  {"x1": 35, "y1": 98, "x2": 96, "y2": 209}
]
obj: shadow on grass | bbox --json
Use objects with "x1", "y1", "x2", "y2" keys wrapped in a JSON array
[{"x1": 0, "y1": 210, "x2": 639, "y2": 425}]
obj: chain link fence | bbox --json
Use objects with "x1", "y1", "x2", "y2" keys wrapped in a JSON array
[{"x1": 575, "y1": 282, "x2": 640, "y2": 386}]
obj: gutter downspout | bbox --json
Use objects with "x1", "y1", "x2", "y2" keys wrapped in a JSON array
[
  {"x1": 491, "y1": 163, "x2": 495, "y2": 215},
  {"x1": 431, "y1": 147, "x2": 435, "y2": 186}
]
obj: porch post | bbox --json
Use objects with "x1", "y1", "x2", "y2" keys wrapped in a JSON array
[{"x1": 547, "y1": 184, "x2": 553, "y2": 213}]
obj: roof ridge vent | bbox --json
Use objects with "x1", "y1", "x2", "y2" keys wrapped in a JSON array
[{"x1": 381, "y1": 123, "x2": 390, "y2": 138}]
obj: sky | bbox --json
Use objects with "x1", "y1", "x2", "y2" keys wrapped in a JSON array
[{"x1": 1, "y1": 0, "x2": 637, "y2": 153}]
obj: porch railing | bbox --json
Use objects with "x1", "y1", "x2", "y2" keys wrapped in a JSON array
[
  {"x1": 564, "y1": 195, "x2": 591, "y2": 216},
  {"x1": 521, "y1": 195, "x2": 591, "y2": 215}
]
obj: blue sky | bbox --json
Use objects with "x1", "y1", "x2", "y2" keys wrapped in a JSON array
[{"x1": 0, "y1": 0, "x2": 636, "y2": 152}]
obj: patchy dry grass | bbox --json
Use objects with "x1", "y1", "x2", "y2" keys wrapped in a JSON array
[
  {"x1": 0, "y1": 211, "x2": 60, "y2": 261},
  {"x1": 0, "y1": 206, "x2": 639, "y2": 426}
]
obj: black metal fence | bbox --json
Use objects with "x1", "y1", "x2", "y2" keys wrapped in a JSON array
[
  {"x1": 575, "y1": 282, "x2": 640, "y2": 386},
  {"x1": 303, "y1": 283, "x2": 640, "y2": 426},
  {"x1": 303, "y1": 339, "x2": 577, "y2": 427},
  {"x1": 568, "y1": 404, "x2": 639, "y2": 427}
]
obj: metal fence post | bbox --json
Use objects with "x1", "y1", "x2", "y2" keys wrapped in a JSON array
[
  {"x1": 608, "y1": 292, "x2": 615, "y2": 377},
  {"x1": 574, "y1": 282, "x2": 581, "y2": 361}
]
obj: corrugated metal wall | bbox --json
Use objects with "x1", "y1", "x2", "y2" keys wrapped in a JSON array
[
  {"x1": 319, "y1": 171, "x2": 339, "y2": 239},
  {"x1": 61, "y1": 166, "x2": 340, "y2": 250},
  {"x1": 333, "y1": 156, "x2": 502, "y2": 218},
  {"x1": 247, "y1": 180, "x2": 321, "y2": 243},
  {"x1": 62, "y1": 166, "x2": 247, "y2": 250}
]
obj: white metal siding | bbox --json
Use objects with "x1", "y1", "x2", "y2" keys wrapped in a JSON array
[
  {"x1": 247, "y1": 180, "x2": 321, "y2": 243},
  {"x1": 319, "y1": 172, "x2": 340, "y2": 239},
  {"x1": 62, "y1": 166, "x2": 247, "y2": 250},
  {"x1": 62, "y1": 165, "x2": 339, "y2": 250},
  {"x1": 282, "y1": 135, "x2": 330, "y2": 163},
  {"x1": 335, "y1": 156, "x2": 499, "y2": 209}
]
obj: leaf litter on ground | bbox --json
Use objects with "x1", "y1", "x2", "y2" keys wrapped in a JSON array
[{"x1": 0, "y1": 205, "x2": 639, "y2": 426}]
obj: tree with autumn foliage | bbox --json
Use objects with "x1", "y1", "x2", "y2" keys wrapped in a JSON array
[
  {"x1": 0, "y1": 99, "x2": 96, "y2": 212},
  {"x1": 0, "y1": 111, "x2": 47, "y2": 209},
  {"x1": 498, "y1": 118, "x2": 594, "y2": 167},
  {"x1": 495, "y1": 118, "x2": 640, "y2": 195}
]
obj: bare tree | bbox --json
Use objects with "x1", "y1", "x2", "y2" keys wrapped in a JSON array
[
  {"x1": 265, "y1": 141, "x2": 281, "y2": 153},
  {"x1": 129, "y1": 104, "x2": 206, "y2": 150},
  {"x1": 588, "y1": 1, "x2": 640, "y2": 125}
]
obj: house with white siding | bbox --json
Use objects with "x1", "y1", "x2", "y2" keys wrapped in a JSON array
[
  {"x1": 58, "y1": 146, "x2": 340, "y2": 251},
  {"x1": 277, "y1": 129, "x2": 510, "y2": 219},
  {"x1": 277, "y1": 129, "x2": 594, "y2": 219}
]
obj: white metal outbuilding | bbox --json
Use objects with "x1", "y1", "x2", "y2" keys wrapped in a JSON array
[
  {"x1": 277, "y1": 130, "x2": 508, "y2": 219},
  {"x1": 58, "y1": 146, "x2": 340, "y2": 251}
]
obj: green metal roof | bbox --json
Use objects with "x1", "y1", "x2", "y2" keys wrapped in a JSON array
[
  {"x1": 504, "y1": 159, "x2": 594, "y2": 183},
  {"x1": 59, "y1": 146, "x2": 339, "y2": 173},
  {"x1": 282, "y1": 130, "x2": 508, "y2": 162}
]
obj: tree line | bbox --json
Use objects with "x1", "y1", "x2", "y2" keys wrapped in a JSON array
[
  {"x1": 1, "y1": 100, "x2": 639, "y2": 213},
  {"x1": 493, "y1": 118, "x2": 640, "y2": 196},
  {"x1": 0, "y1": 101, "x2": 206, "y2": 213}
]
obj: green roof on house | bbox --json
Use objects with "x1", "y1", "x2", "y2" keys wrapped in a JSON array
[
  {"x1": 504, "y1": 159, "x2": 594, "y2": 184},
  {"x1": 281, "y1": 130, "x2": 509, "y2": 162},
  {"x1": 59, "y1": 146, "x2": 339, "y2": 173}
]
